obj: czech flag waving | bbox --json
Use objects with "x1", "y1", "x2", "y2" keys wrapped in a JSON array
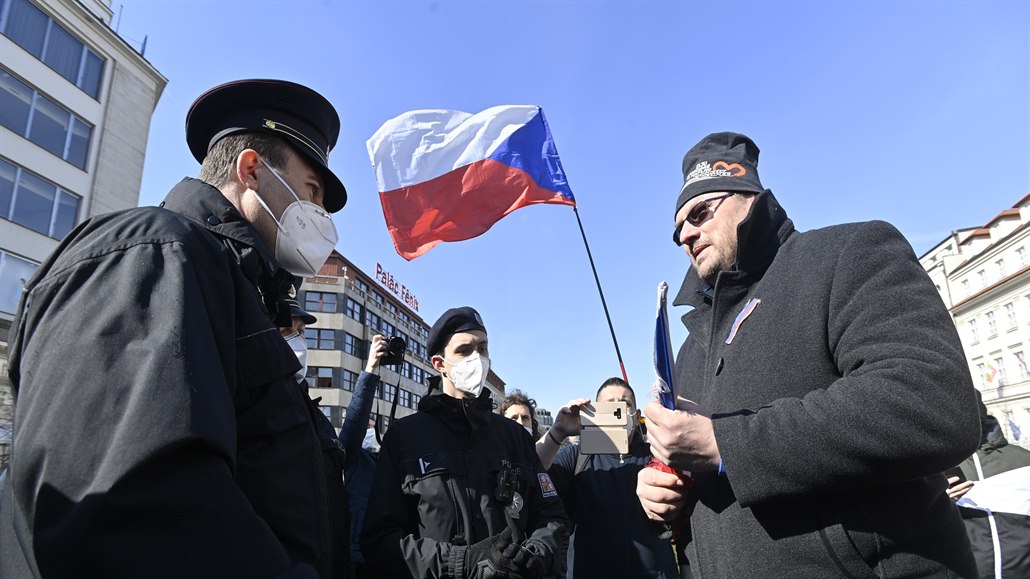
[{"x1": 366, "y1": 105, "x2": 576, "y2": 260}]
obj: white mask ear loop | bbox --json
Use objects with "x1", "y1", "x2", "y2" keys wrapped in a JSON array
[{"x1": 251, "y1": 158, "x2": 305, "y2": 233}]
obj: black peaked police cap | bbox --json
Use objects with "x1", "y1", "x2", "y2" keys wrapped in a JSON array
[
  {"x1": 676, "y1": 132, "x2": 766, "y2": 215},
  {"x1": 186, "y1": 79, "x2": 348, "y2": 213},
  {"x1": 427, "y1": 307, "x2": 487, "y2": 357}
]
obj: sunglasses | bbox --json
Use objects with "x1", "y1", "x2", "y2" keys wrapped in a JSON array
[{"x1": 672, "y1": 193, "x2": 736, "y2": 246}]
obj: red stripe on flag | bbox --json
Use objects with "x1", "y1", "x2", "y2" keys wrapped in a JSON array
[{"x1": 380, "y1": 158, "x2": 575, "y2": 260}]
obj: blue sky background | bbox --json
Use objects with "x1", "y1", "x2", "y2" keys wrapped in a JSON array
[{"x1": 117, "y1": 0, "x2": 1029, "y2": 414}]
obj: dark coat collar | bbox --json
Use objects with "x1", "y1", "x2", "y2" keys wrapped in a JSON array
[
  {"x1": 674, "y1": 190, "x2": 795, "y2": 308},
  {"x1": 161, "y1": 177, "x2": 294, "y2": 326},
  {"x1": 418, "y1": 388, "x2": 495, "y2": 436},
  {"x1": 160, "y1": 177, "x2": 279, "y2": 270}
]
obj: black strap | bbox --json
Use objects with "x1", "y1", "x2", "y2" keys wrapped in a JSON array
[
  {"x1": 574, "y1": 447, "x2": 592, "y2": 477},
  {"x1": 374, "y1": 379, "x2": 402, "y2": 446}
]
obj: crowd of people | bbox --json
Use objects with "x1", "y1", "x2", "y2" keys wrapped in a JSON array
[{"x1": 0, "y1": 77, "x2": 1019, "y2": 578}]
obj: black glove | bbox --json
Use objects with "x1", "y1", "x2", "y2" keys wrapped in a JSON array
[
  {"x1": 456, "y1": 528, "x2": 524, "y2": 579},
  {"x1": 509, "y1": 538, "x2": 551, "y2": 579}
]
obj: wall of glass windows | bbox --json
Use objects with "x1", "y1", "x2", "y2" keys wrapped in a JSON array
[
  {"x1": 0, "y1": 157, "x2": 80, "y2": 239},
  {"x1": 0, "y1": 0, "x2": 105, "y2": 98},
  {"x1": 0, "y1": 69, "x2": 92, "y2": 169},
  {"x1": 0, "y1": 250, "x2": 37, "y2": 314}
]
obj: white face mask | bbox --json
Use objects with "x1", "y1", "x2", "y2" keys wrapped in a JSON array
[
  {"x1": 285, "y1": 331, "x2": 308, "y2": 382},
  {"x1": 254, "y1": 159, "x2": 339, "y2": 277},
  {"x1": 444, "y1": 351, "x2": 490, "y2": 397}
]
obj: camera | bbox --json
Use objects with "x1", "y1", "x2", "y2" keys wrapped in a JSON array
[{"x1": 380, "y1": 335, "x2": 407, "y2": 366}]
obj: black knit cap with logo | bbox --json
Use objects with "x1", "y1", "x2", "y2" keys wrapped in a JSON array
[
  {"x1": 676, "y1": 132, "x2": 766, "y2": 215},
  {"x1": 185, "y1": 79, "x2": 348, "y2": 213},
  {"x1": 427, "y1": 306, "x2": 487, "y2": 357}
]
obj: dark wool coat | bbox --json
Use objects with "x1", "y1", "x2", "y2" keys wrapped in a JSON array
[
  {"x1": 361, "y1": 390, "x2": 569, "y2": 579},
  {"x1": 674, "y1": 191, "x2": 981, "y2": 578},
  {"x1": 2, "y1": 179, "x2": 341, "y2": 578}
]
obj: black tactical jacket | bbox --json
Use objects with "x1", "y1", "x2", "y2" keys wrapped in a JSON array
[
  {"x1": 361, "y1": 389, "x2": 569, "y2": 579},
  {"x1": 2, "y1": 178, "x2": 341, "y2": 578}
]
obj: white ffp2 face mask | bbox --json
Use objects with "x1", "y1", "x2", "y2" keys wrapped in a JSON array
[
  {"x1": 255, "y1": 159, "x2": 339, "y2": 277},
  {"x1": 444, "y1": 351, "x2": 490, "y2": 397},
  {"x1": 285, "y1": 332, "x2": 308, "y2": 382}
]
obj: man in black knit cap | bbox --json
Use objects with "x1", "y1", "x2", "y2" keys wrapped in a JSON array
[
  {"x1": 362, "y1": 306, "x2": 569, "y2": 579},
  {"x1": 636, "y1": 132, "x2": 982, "y2": 578}
]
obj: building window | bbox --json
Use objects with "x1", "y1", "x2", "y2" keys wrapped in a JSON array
[
  {"x1": 305, "y1": 328, "x2": 336, "y2": 350},
  {"x1": 353, "y1": 278, "x2": 369, "y2": 293},
  {"x1": 304, "y1": 291, "x2": 337, "y2": 313},
  {"x1": 412, "y1": 393, "x2": 422, "y2": 407},
  {"x1": 381, "y1": 321, "x2": 395, "y2": 337},
  {"x1": 978, "y1": 270, "x2": 987, "y2": 288},
  {"x1": 1, "y1": 157, "x2": 80, "y2": 239},
  {"x1": 0, "y1": 69, "x2": 93, "y2": 169},
  {"x1": 997, "y1": 259, "x2": 1007, "y2": 278},
  {"x1": 412, "y1": 366, "x2": 423, "y2": 384},
  {"x1": 382, "y1": 383, "x2": 397, "y2": 403},
  {"x1": 371, "y1": 291, "x2": 384, "y2": 304},
  {"x1": 976, "y1": 362, "x2": 986, "y2": 387},
  {"x1": 401, "y1": 361, "x2": 412, "y2": 379},
  {"x1": 365, "y1": 311, "x2": 381, "y2": 333},
  {"x1": 962, "y1": 279, "x2": 970, "y2": 297},
  {"x1": 344, "y1": 296, "x2": 362, "y2": 321},
  {"x1": 343, "y1": 332, "x2": 364, "y2": 357},
  {"x1": 341, "y1": 369, "x2": 358, "y2": 392},
  {"x1": 386, "y1": 302, "x2": 398, "y2": 315},
  {"x1": 1019, "y1": 247, "x2": 1028, "y2": 267},
  {"x1": 0, "y1": 0, "x2": 106, "y2": 98},
  {"x1": 0, "y1": 250, "x2": 37, "y2": 314},
  {"x1": 306, "y1": 366, "x2": 333, "y2": 389},
  {"x1": 1005, "y1": 302, "x2": 1018, "y2": 329},
  {"x1": 987, "y1": 311, "x2": 998, "y2": 337},
  {"x1": 995, "y1": 357, "x2": 1007, "y2": 384},
  {"x1": 1015, "y1": 352, "x2": 1028, "y2": 380},
  {"x1": 399, "y1": 388, "x2": 410, "y2": 408},
  {"x1": 970, "y1": 319, "x2": 979, "y2": 342}
]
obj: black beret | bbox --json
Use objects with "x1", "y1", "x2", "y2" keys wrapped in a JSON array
[
  {"x1": 427, "y1": 306, "x2": 487, "y2": 357},
  {"x1": 186, "y1": 79, "x2": 348, "y2": 213},
  {"x1": 676, "y1": 132, "x2": 766, "y2": 215}
]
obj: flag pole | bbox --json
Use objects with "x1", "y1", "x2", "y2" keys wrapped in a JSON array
[{"x1": 572, "y1": 206, "x2": 629, "y2": 384}]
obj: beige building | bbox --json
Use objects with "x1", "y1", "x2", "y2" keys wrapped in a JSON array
[
  {"x1": 920, "y1": 192, "x2": 1030, "y2": 449},
  {"x1": 0, "y1": 0, "x2": 167, "y2": 466},
  {"x1": 302, "y1": 251, "x2": 506, "y2": 433}
]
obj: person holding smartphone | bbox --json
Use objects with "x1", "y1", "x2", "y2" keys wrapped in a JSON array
[{"x1": 545, "y1": 378, "x2": 679, "y2": 579}]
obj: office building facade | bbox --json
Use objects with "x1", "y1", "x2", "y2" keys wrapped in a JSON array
[
  {"x1": 921, "y1": 193, "x2": 1030, "y2": 448},
  {"x1": 0, "y1": 0, "x2": 167, "y2": 466}
]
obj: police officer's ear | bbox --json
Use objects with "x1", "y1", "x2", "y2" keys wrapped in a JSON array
[
  {"x1": 430, "y1": 354, "x2": 447, "y2": 376},
  {"x1": 235, "y1": 149, "x2": 263, "y2": 192}
]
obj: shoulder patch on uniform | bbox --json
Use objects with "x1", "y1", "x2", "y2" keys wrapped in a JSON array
[{"x1": 538, "y1": 472, "x2": 558, "y2": 498}]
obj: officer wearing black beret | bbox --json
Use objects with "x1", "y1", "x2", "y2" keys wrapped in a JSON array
[
  {"x1": 362, "y1": 306, "x2": 570, "y2": 579},
  {"x1": 3, "y1": 80, "x2": 351, "y2": 577}
]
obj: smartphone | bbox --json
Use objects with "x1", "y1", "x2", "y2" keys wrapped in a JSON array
[{"x1": 579, "y1": 401, "x2": 630, "y2": 455}]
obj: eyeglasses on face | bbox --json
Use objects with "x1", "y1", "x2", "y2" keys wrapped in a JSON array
[{"x1": 672, "y1": 193, "x2": 736, "y2": 246}]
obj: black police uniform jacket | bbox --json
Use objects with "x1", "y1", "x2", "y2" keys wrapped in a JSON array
[
  {"x1": 548, "y1": 426, "x2": 678, "y2": 579},
  {"x1": 674, "y1": 190, "x2": 981, "y2": 578},
  {"x1": 361, "y1": 389, "x2": 570, "y2": 579},
  {"x1": 1, "y1": 178, "x2": 341, "y2": 578}
]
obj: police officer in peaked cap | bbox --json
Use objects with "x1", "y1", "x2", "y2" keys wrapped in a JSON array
[{"x1": 2, "y1": 80, "x2": 352, "y2": 578}]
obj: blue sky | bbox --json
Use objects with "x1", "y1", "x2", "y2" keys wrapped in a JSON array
[{"x1": 117, "y1": 0, "x2": 1029, "y2": 414}]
